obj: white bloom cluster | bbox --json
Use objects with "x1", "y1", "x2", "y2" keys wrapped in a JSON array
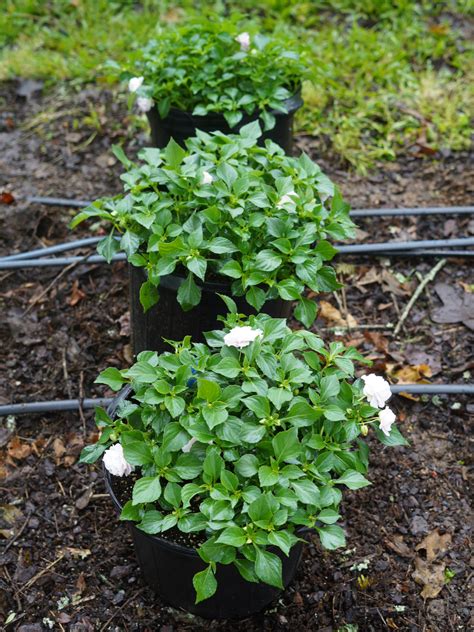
[
  {"x1": 103, "y1": 443, "x2": 133, "y2": 477},
  {"x1": 361, "y1": 373, "x2": 396, "y2": 436},
  {"x1": 224, "y1": 326, "x2": 263, "y2": 349},
  {"x1": 235, "y1": 32, "x2": 250, "y2": 51}
]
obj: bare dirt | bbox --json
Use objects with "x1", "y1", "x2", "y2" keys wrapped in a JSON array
[{"x1": 1, "y1": 81, "x2": 473, "y2": 632}]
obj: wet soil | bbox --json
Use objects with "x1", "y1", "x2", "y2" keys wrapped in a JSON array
[{"x1": 0, "y1": 82, "x2": 473, "y2": 631}]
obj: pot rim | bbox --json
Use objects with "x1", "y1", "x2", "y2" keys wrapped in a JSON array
[{"x1": 148, "y1": 91, "x2": 304, "y2": 123}]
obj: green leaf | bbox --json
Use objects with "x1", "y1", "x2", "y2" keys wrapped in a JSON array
[
  {"x1": 181, "y1": 483, "x2": 203, "y2": 508},
  {"x1": 284, "y1": 401, "x2": 319, "y2": 427},
  {"x1": 111, "y1": 144, "x2": 133, "y2": 168},
  {"x1": 272, "y1": 428, "x2": 301, "y2": 463},
  {"x1": 213, "y1": 357, "x2": 241, "y2": 378},
  {"x1": 317, "y1": 525, "x2": 346, "y2": 550},
  {"x1": 291, "y1": 479, "x2": 320, "y2": 505},
  {"x1": 177, "y1": 273, "x2": 202, "y2": 311},
  {"x1": 294, "y1": 297, "x2": 317, "y2": 328},
  {"x1": 319, "y1": 375, "x2": 340, "y2": 400},
  {"x1": 132, "y1": 476, "x2": 162, "y2": 505},
  {"x1": 335, "y1": 469, "x2": 371, "y2": 490},
  {"x1": 208, "y1": 237, "x2": 238, "y2": 254},
  {"x1": 164, "y1": 395, "x2": 186, "y2": 418},
  {"x1": 138, "y1": 510, "x2": 163, "y2": 534},
  {"x1": 217, "y1": 293, "x2": 237, "y2": 313},
  {"x1": 186, "y1": 256, "x2": 207, "y2": 281},
  {"x1": 122, "y1": 441, "x2": 153, "y2": 466},
  {"x1": 254, "y1": 250, "x2": 282, "y2": 272},
  {"x1": 234, "y1": 454, "x2": 259, "y2": 477},
  {"x1": 203, "y1": 448, "x2": 224, "y2": 482},
  {"x1": 139, "y1": 280, "x2": 159, "y2": 313},
  {"x1": 162, "y1": 422, "x2": 189, "y2": 451},
  {"x1": 268, "y1": 530, "x2": 298, "y2": 556},
  {"x1": 277, "y1": 279, "x2": 301, "y2": 301},
  {"x1": 163, "y1": 481, "x2": 181, "y2": 507},
  {"x1": 314, "y1": 240, "x2": 338, "y2": 260},
  {"x1": 216, "y1": 526, "x2": 247, "y2": 547},
  {"x1": 317, "y1": 508, "x2": 341, "y2": 524},
  {"x1": 119, "y1": 500, "x2": 141, "y2": 521},
  {"x1": 254, "y1": 547, "x2": 283, "y2": 589},
  {"x1": 219, "y1": 260, "x2": 242, "y2": 279},
  {"x1": 79, "y1": 443, "x2": 106, "y2": 464},
  {"x1": 203, "y1": 405, "x2": 228, "y2": 429},
  {"x1": 94, "y1": 367, "x2": 125, "y2": 391},
  {"x1": 120, "y1": 230, "x2": 140, "y2": 257},
  {"x1": 193, "y1": 565, "x2": 218, "y2": 604},
  {"x1": 376, "y1": 426, "x2": 409, "y2": 446},
  {"x1": 258, "y1": 465, "x2": 280, "y2": 487},
  {"x1": 197, "y1": 378, "x2": 221, "y2": 402},
  {"x1": 164, "y1": 137, "x2": 186, "y2": 168},
  {"x1": 124, "y1": 361, "x2": 158, "y2": 383},
  {"x1": 97, "y1": 231, "x2": 120, "y2": 263},
  {"x1": 245, "y1": 286, "x2": 267, "y2": 311},
  {"x1": 235, "y1": 558, "x2": 259, "y2": 583}
]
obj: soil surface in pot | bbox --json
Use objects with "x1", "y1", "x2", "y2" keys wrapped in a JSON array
[
  {"x1": 110, "y1": 472, "x2": 208, "y2": 549},
  {"x1": 0, "y1": 82, "x2": 472, "y2": 631}
]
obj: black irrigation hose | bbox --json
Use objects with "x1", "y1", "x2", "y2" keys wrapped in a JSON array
[
  {"x1": 350, "y1": 206, "x2": 474, "y2": 217},
  {"x1": 0, "y1": 237, "x2": 104, "y2": 261},
  {"x1": 27, "y1": 196, "x2": 474, "y2": 217},
  {"x1": 0, "y1": 384, "x2": 472, "y2": 416},
  {"x1": 1, "y1": 238, "x2": 473, "y2": 269}
]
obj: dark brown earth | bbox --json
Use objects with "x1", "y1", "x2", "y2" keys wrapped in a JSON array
[{"x1": 0, "y1": 81, "x2": 473, "y2": 632}]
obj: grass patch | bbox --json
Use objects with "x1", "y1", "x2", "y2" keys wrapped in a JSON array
[{"x1": 1, "y1": 0, "x2": 472, "y2": 170}]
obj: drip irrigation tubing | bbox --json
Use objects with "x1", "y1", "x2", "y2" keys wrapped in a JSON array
[
  {"x1": 0, "y1": 384, "x2": 472, "y2": 416},
  {"x1": 0, "y1": 238, "x2": 473, "y2": 269},
  {"x1": 26, "y1": 196, "x2": 474, "y2": 217}
]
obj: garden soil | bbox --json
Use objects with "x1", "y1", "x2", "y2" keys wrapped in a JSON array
[{"x1": 0, "y1": 83, "x2": 472, "y2": 632}]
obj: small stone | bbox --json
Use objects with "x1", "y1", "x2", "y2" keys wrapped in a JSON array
[
  {"x1": 427, "y1": 599, "x2": 445, "y2": 619},
  {"x1": 112, "y1": 590, "x2": 125, "y2": 605},
  {"x1": 110, "y1": 564, "x2": 134, "y2": 579},
  {"x1": 410, "y1": 515, "x2": 429, "y2": 536},
  {"x1": 293, "y1": 591, "x2": 303, "y2": 605},
  {"x1": 18, "y1": 625, "x2": 43, "y2": 632}
]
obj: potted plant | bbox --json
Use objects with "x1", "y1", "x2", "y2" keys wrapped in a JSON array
[
  {"x1": 110, "y1": 18, "x2": 307, "y2": 153},
  {"x1": 80, "y1": 308, "x2": 407, "y2": 619},
  {"x1": 72, "y1": 122, "x2": 354, "y2": 354}
]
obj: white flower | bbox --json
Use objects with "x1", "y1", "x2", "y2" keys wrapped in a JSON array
[
  {"x1": 276, "y1": 191, "x2": 297, "y2": 208},
  {"x1": 128, "y1": 76, "x2": 144, "y2": 93},
  {"x1": 361, "y1": 374, "x2": 392, "y2": 408},
  {"x1": 182, "y1": 436, "x2": 198, "y2": 453},
  {"x1": 235, "y1": 32, "x2": 250, "y2": 51},
  {"x1": 202, "y1": 171, "x2": 213, "y2": 184},
  {"x1": 379, "y1": 407, "x2": 396, "y2": 436},
  {"x1": 137, "y1": 97, "x2": 153, "y2": 112},
  {"x1": 224, "y1": 325, "x2": 263, "y2": 349},
  {"x1": 103, "y1": 443, "x2": 133, "y2": 477}
]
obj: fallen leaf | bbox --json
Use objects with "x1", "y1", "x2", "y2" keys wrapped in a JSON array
[
  {"x1": 431, "y1": 283, "x2": 474, "y2": 330},
  {"x1": 412, "y1": 557, "x2": 446, "y2": 599},
  {"x1": 380, "y1": 269, "x2": 411, "y2": 297},
  {"x1": 58, "y1": 546, "x2": 91, "y2": 560},
  {"x1": 319, "y1": 300, "x2": 358, "y2": 327},
  {"x1": 53, "y1": 437, "x2": 66, "y2": 464},
  {"x1": 0, "y1": 504, "x2": 23, "y2": 525},
  {"x1": 385, "y1": 535, "x2": 413, "y2": 558},
  {"x1": 392, "y1": 364, "x2": 433, "y2": 384},
  {"x1": 76, "y1": 572, "x2": 87, "y2": 594},
  {"x1": 69, "y1": 280, "x2": 86, "y2": 306},
  {"x1": 415, "y1": 529, "x2": 452, "y2": 563},
  {"x1": 0, "y1": 191, "x2": 15, "y2": 204},
  {"x1": 364, "y1": 331, "x2": 390, "y2": 355},
  {"x1": 7, "y1": 437, "x2": 32, "y2": 460}
]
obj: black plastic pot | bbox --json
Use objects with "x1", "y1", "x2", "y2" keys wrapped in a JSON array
[
  {"x1": 105, "y1": 466, "x2": 303, "y2": 619},
  {"x1": 146, "y1": 93, "x2": 303, "y2": 154},
  {"x1": 129, "y1": 266, "x2": 292, "y2": 355}
]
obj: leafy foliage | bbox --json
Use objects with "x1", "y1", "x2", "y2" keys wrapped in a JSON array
[
  {"x1": 115, "y1": 17, "x2": 308, "y2": 130},
  {"x1": 72, "y1": 122, "x2": 354, "y2": 327},
  {"x1": 80, "y1": 312, "x2": 406, "y2": 602}
]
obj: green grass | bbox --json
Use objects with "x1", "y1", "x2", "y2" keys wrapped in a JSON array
[{"x1": 1, "y1": 1, "x2": 472, "y2": 171}]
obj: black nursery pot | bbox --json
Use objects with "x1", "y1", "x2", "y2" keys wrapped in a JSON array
[
  {"x1": 146, "y1": 93, "x2": 303, "y2": 154},
  {"x1": 104, "y1": 467, "x2": 304, "y2": 620},
  {"x1": 129, "y1": 266, "x2": 292, "y2": 355}
]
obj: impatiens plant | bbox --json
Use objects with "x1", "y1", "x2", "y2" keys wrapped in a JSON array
[
  {"x1": 80, "y1": 306, "x2": 407, "y2": 603},
  {"x1": 111, "y1": 18, "x2": 308, "y2": 129},
  {"x1": 71, "y1": 122, "x2": 354, "y2": 328}
]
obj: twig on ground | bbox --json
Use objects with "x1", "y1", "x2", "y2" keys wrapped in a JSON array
[
  {"x1": 22, "y1": 259, "x2": 82, "y2": 316},
  {"x1": 20, "y1": 554, "x2": 65, "y2": 592},
  {"x1": 4, "y1": 512, "x2": 32, "y2": 553},
  {"x1": 99, "y1": 588, "x2": 145, "y2": 632},
  {"x1": 394, "y1": 258, "x2": 447, "y2": 336}
]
